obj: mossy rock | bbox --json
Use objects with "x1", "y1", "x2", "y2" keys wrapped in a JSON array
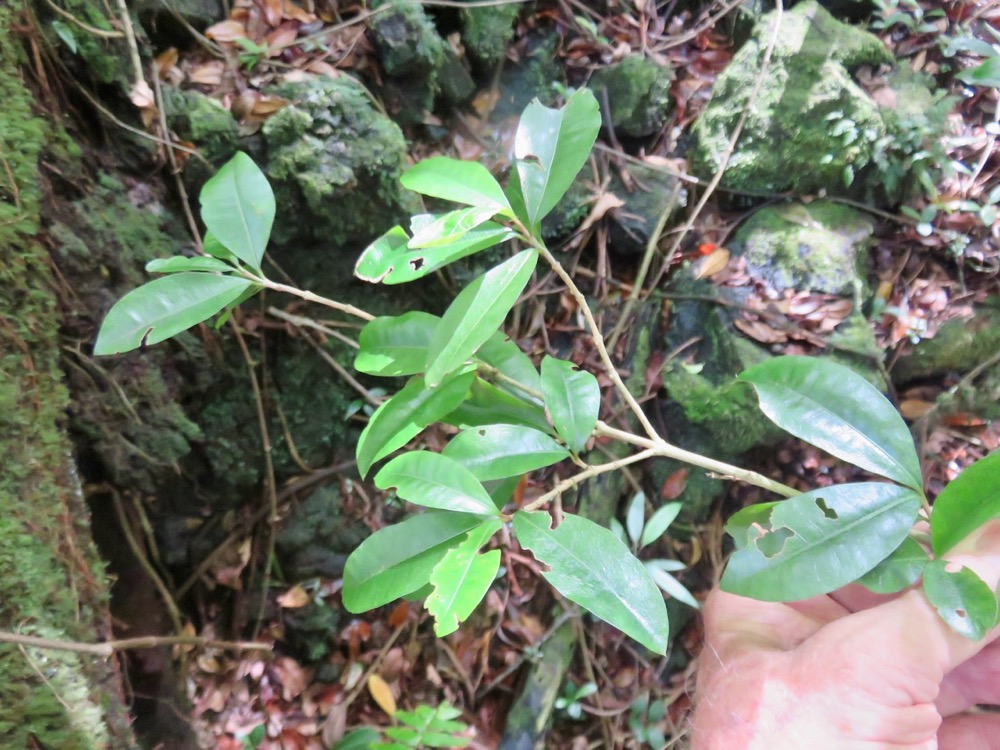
[
  {"x1": 692, "y1": 1, "x2": 893, "y2": 196},
  {"x1": 589, "y1": 55, "x2": 673, "y2": 138},
  {"x1": 262, "y1": 75, "x2": 415, "y2": 248},
  {"x1": 894, "y1": 305, "x2": 1000, "y2": 384},
  {"x1": 461, "y1": 0, "x2": 520, "y2": 67},
  {"x1": 494, "y1": 32, "x2": 564, "y2": 118},
  {"x1": 276, "y1": 485, "x2": 369, "y2": 581},
  {"x1": 162, "y1": 85, "x2": 239, "y2": 184},
  {"x1": 41, "y1": 0, "x2": 133, "y2": 88},
  {"x1": 607, "y1": 164, "x2": 685, "y2": 257}
]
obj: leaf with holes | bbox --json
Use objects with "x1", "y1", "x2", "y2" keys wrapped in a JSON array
[
  {"x1": 342, "y1": 511, "x2": 492, "y2": 612},
  {"x1": 739, "y1": 356, "x2": 924, "y2": 491},
  {"x1": 425, "y1": 249, "x2": 538, "y2": 386},
  {"x1": 857, "y1": 536, "x2": 928, "y2": 594},
  {"x1": 721, "y1": 483, "x2": 923, "y2": 601},
  {"x1": 94, "y1": 274, "x2": 255, "y2": 355},
  {"x1": 199, "y1": 152, "x2": 274, "y2": 271},
  {"x1": 355, "y1": 312, "x2": 441, "y2": 377},
  {"x1": 426, "y1": 521, "x2": 502, "y2": 636},
  {"x1": 400, "y1": 156, "x2": 512, "y2": 215},
  {"x1": 923, "y1": 560, "x2": 999, "y2": 640},
  {"x1": 409, "y1": 207, "x2": 501, "y2": 248},
  {"x1": 375, "y1": 452, "x2": 500, "y2": 516},
  {"x1": 931, "y1": 451, "x2": 1000, "y2": 556},
  {"x1": 540, "y1": 356, "x2": 600, "y2": 453},
  {"x1": 514, "y1": 510, "x2": 669, "y2": 654},
  {"x1": 442, "y1": 424, "x2": 569, "y2": 481}
]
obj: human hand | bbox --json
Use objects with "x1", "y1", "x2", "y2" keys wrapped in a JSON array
[{"x1": 691, "y1": 522, "x2": 1000, "y2": 750}]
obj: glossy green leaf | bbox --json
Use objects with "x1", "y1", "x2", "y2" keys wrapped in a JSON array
[
  {"x1": 484, "y1": 474, "x2": 522, "y2": 508},
  {"x1": 442, "y1": 378, "x2": 552, "y2": 433},
  {"x1": 375, "y1": 452, "x2": 500, "y2": 516},
  {"x1": 202, "y1": 232, "x2": 239, "y2": 264},
  {"x1": 514, "y1": 89, "x2": 601, "y2": 226},
  {"x1": 356, "y1": 367, "x2": 476, "y2": 477},
  {"x1": 93, "y1": 273, "x2": 255, "y2": 355},
  {"x1": 645, "y1": 560, "x2": 699, "y2": 609},
  {"x1": 426, "y1": 520, "x2": 502, "y2": 636},
  {"x1": 475, "y1": 333, "x2": 542, "y2": 403},
  {"x1": 923, "y1": 560, "x2": 999, "y2": 640},
  {"x1": 355, "y1": 312, "x2": 441, "y2": 376},
  {"x1": 199, "y1": 152, "x2": 274, "y2": 271},
  {"x1": 957, "y1": 58, "x2": 1000, "y2": 88},
  {"x1": 331, "y1": 728, "x2": 381, "y2": 750},
  {"x1": 145, "y1": 256, "x2": 235, "y2": 274},
  {"x1": 514, "y1": 510, "x2": 669, "y2": 654},
  {"x1": 721, "y1": 483, "x2": 923, "y2": 601},
  {"x1": 425, "y1": 250, "x2": 538, "y2": 386},
  {"x1": 739, "y1": 356, "x2": 923, "y2": 491},
  {"x1": 355, "y1": 223, "x2": 514, "y2": 285},
  {"x1": 400, "y1": 156, "x2": 512, "y2": 214},
  {"x1": 857, "y1": 536, "x2": 928, "y2": 594},
  {"x1": 725, "y1": 502, "x2": 779, "y2": 550},
  {"x1": 51, "y1": 21, "x2": 78, "y2": 53},
  {"x1": 442, "y1": 424, "x2": 569, "y2": 481},
  {"x1": 626, "y1": 492, "x2": 646, "y2": 547},
  {"x1": 641, "y1": 502, "x2": 683, "y2": 549},
  {"x1": 409, "y1": 206, "x2": 500, "y2": 249},
  {"x1": 931, "y1": 451, "x2": 1000, "y2": 556},
  {"x1": 540, "y1": 356, "x2": 600, "y2": 453},
  {"x1": 342, "y1": 511, "x2": 491, "y2": 612}
]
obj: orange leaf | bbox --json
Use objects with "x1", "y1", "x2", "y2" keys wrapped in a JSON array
[
  {"x1": 189, "y1": 61, "x2": 225, "y2": 85},
  {"x1": 277, "y1": 584, "x2": 311, "y2": 608},
  {"x1": 263, "y1": 0, "x2": 283, "y2": 26},
  {"x1": 155, "y1": 47, "x2": 179, "y2": 78},
  {"x1": 205, "y1": 19, "x2": 248, "y2": 42},
  {"x1": 367, "y1": 674, "x2": 397, "y2": 717},
  {"x1": 660, "y1": 468, "x2": 688, "y2": 500},
  {"x1": 282, "y1": 0, "x2": 317, "y2": 22},
  {"x1": 692, "y1": 247, "x2": 730, "y2": 279},
  {"x1": 388, "y1": 601, "x2": 411, "y2": 627}
]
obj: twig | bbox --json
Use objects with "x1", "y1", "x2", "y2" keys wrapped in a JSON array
[
  {"x1": 267, "y1": 306, "x2": 359, "y2": 349},
  {"x1": 114, "y1": 0, "x2": 145, "y2": 90},
  {"x1": 244, "y1": 273, "x2": 374, "y2": 321},
  {"x1": 0, "y1": 631, "x2": 271, "y2": 656},
  {"x1": 521, "y1": 449, "x2": 659, "y2": 512},
  {"x1": 42, "y1": 0, "x2": 124, "y2": 38}
]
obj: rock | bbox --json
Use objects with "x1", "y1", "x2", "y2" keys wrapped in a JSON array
[
  {"x1": 133, "y1": 0, "x2": 224, "y2": 30},
  {"x1": 276, "y1": 486, "x2": 369, "y2": 582},
  {"x1": 461, "y1": 1, "x2": 520, "y2": 68},
  {"x1": 162, "y1": 86, "x2": 239, "y2": 187},
  {"x1": 606, "y1": 164, "x2": 685, "y2": 257},
  {"x1": 692, "y1": 1, "x2": 893, "y2": 196},
  {"x1": 262, "y1": 75, "x2": 415, "y2": 247},
  {"x1": 494, "y1": 33, "x2": 565, "y2": 118},
  {"x1": 894, "y1": 305, "x2": 1000, "y2": 384},
  {"x1": 370, "y1": 0, "x2": 446, "y2": 121},
  {"x1": 589, "y1": 55, "x2": 673, "y2": 139}
]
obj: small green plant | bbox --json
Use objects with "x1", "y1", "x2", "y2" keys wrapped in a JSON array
[
  {"x1": 871, "y1": 0, "x2": 944, "y2": 35},
  {"x1": 333, "y1": 703, "x2": 471, "y2": 749},
  {"x1": 95, "y1": 90, "x2": 1000, "y2": 652},
  {"x1": 554, "y1": 680, "x2": 598, "y2": 721}
]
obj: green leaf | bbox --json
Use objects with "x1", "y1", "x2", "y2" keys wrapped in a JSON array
[
  {"x1": 514, "y1": 89, "x2": 601, "y2": 226},
  {"x1": 931, "y1": 451, "x2": 1000, "y2": 556},
  {"x1": 427, "y1": 521, "x2": 503, "y2": 636},
  {"x1": 540, "y1": 356, "x2": 600, "y2": 453},
  {"x1": 375, "y1": 452, "x2": 500, "y2": 516},
  {"x1": 145, "y1": 256, "x2": 235, "y2": 274},
  {"x1": 93, "y1": 273, "x2": 255, "y2": 355},
  {"x1": 641, "y1": 502, "x2": 682, "y2": 549},
  {"x1": 202, "y1": 232, "x2": 239, "y2": 264},
  {"x1": 725, "y1": 501, "x2": 779, "y2": 550},
  {"x1": 355, "y1": 223, "x2": 514, "y2": 285},
  {"x1": 442, "y1": 424, "x2": 569, "y2": 481},
  {"x1": 342, "y1": 511, "x2": 492, "y2": 612},
  {"x1": 475, "y1": 333, "x2": 542, "y2": 403},
  {"x1": 355, "y1": 312, "x2": 441, "y2": 377},
  {"x1": 425, "y1": 250, "x2": 538, "y2": 386},
  {"x1": 739, "y1": 356, "x2": 923, "y2": 491},
  {"x1": 51, "y1": 21, "x2": 78, "y2": 53},
  {"x1": 957, "y1": 58, "x2": 1000, "y2": 88},
  {"x1": 626, "y1": 492, "x2": 646, "y2": 547},
  {"x1": 513, "y1": 510, "x2": 670, "y2": 654},
  {"x1": 199, "y1": 152, "x2": 274, "y2": 271},
  {"x1": 857, "y1": 536, "x2": 928, "y2": 594},
  {"x1": 922, "y1": 560, "x2": 999, "y2": 640},
  {"x1": 400, "y1": 156, "x2": 512, "y2": 214},
  {"x1": 409, "y1": 207, "x2": 501, "y2": 249},
  {"x1": 644, "y1": 560, "x2": 699, "y2": 609},
  {"x1": 331, "y1": 728, "x2": 382, "y2": 750},
  {"x1": 721, "y1": 483, "x2": 923, "y2": 601},
  {"x1": 442, "y1": 378, "x2": 552, "y2": 433},
  {"x1": 356, "y1": 368, "x2": 476, "y2": 477}
]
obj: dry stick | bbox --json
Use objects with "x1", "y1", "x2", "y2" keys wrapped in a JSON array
[
  {"x1": 647, "y1": 0, "x2": 785, "y2": 294},
  {"x1": 521, "y1": 449, "x2": 659, "y2": 513},
  {"x1": 114, "y1": 0, "x2": 145, "y2": 91},
  {"x1": 654, "y1": 0, "x2": 747, "y2": 51},
  {"x1": 266, "y1": 306, "x2": 361, "y2": 349},
  {"x1": 0, "y1": 631, "x2": 271, "y2": 656}
]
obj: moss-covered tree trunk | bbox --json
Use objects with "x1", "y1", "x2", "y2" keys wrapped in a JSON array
[{"x1": 0, "y1": 4, "x2": 133, "y2": 746}]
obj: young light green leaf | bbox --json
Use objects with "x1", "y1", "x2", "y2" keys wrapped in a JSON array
[
  {"x1": 51, "y1": 20, "x2": 78, "y2": 53},
  {"x1": 331, "y1": 729, "x2": 381, "y2": 750},
  {"x1": 375, "y1": 452, "x2": 500, "y2": 516},
  {"x1": 93, "y1": 273, "x2": 255, "y2": 355},
  {"x1": 342, "y1": 511, "x2": 491, "y2": 612},
  {"x1": 514, "y1": 89, "x2": 601, "y2": 226},
  {"x1": 356, "y1": 368, "x2": 476, "y2": 477},
  {"x1": 725, "y1": 501, "x2": 779, "y2": 550},
  {"x1": 442, "y1": 424, "x2": 569, "y2": 481},
  {"x1": 475, "y1": 333, "x2": 542, "y2": 403},
  {"x1": 355, "y1": 312, "x2": 441, "y2": 376},
  {"x1": 641, "y1": 502, "x2": 683, "y2": 549},
  {"x1": 400, "y1": 156, "x2": 512, "y2": 214},
  {"x1": 922, "y1": 560, "x2": 999, "y2": 640},
  {"x1": 409, "y1": 206, "x2": 500, "y2": 249},
  {"x1": 644, "y1": 560, "x2": 699, "y2": 609},
  {"x1": 739, "y1": 356, "x2": 923, "y2": 492},
  {"x1": 442, "y1": 378, "x2": 553, "y2": 434},
  {"x1": 721, "y1": 483, "x2": 923, "y2": 601},
  {"x1": 426, "y1": 520, "x2": 503, "y2": 636},
  {"x1": 355, "y1": 223, "x2": 514, "y2": 285},
  {"x1": 199, "y1": 152, "x2": 274, "y2": 271},
  {"x1": 425, "y1": 250, "x2": 538, "y2": 386},
  {"x1": 931, "y1": 451, "x2": 1000, "y2": 556},
  {"x1": 540, "y1": 356, "x2": 600, "y2": 453},
  {"x1": 145, "y1": 256, "x2": 235, "y2": 274},
  {"x1": 513, "y1": 510, "x2": 670, "y2": 654},
  {"x1": 856, "y1": 536, "x2": 928, "y2": 594},
  {"x1": 957, "y1": 58, "x2": 1000, "y2": 89},
  {"x1": 625, "y1": 492, "x2": 646, "y2": 548}
]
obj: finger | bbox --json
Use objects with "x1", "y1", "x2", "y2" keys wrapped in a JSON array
[
  {"x1": 939, "y1": 639, "x2": 1000, "y2": 715},
  {"x1": 939, "y1": 713, "x2": 1000, "y2": 750},
  {"x1": 702, "y1": 589, "x2": 841, "y2": 653}
]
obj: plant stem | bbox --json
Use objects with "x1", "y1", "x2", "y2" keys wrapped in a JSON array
[
  {"x1": 521, "y1": 449, "x2": 659, "y2": 512},
  {"x1": 0, "y1": 631, "x2": 271, "y2": 656},
  {"x1": 243, "y1": 272, "x2": 375, "y2": 321}
]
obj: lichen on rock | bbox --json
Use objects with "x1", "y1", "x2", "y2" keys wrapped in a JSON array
[{"x1": 589, "y1": 55, "x2": 673, "y2": 139}]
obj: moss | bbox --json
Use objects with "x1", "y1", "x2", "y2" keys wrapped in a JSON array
[
  {"x1": 461, "y1": 1, "x2": 520, "y2": 67},
  {"x1": 40, "y1": 0, "x2": 134, "y2": 88},
  {"x1": 589, "y1": 55, "x2": 673, "y2": 138},
  {"x1": 495, "y1": 33, "x2": 564, "y2": 118},
  {"x1": 162, "y1": 85, "x2": 239, "y2": 165},
  {"x1": 731, "y1": 200, "x2": 873, "y2": 296},
  {"x1": 262, "y1": 75, "x2": 414, "y2": 248},
  {"x1": 692, "y1": 1, "x2": 893, "y2": 196},
  {"x1": 894, "y1": 305, "x2": 1000, "y2": 384},
  {"x1": 607, "y1": 164, "x2": 685, "y2": 257},
  {"x1": 370, "y1": 0, "x2": 446, "y2": 121}
]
